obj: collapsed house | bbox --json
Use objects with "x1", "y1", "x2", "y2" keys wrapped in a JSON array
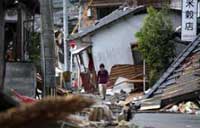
[{"x1": 141, "y1": 35, "x2": 200, "y2": 111}]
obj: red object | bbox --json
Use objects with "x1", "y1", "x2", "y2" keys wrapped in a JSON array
[
  {"x1": 69, "y1": 40, "x2": 76, "y2": 48},
  {"x1": 80, "y1": 73, "x2": 95, "y2": 93},
  {"x1": 88, "y1": 55, "x2": 94, "y2": 72},
  {"x1": 11, "y1": 89, "x2": 36, "y2": 103}
]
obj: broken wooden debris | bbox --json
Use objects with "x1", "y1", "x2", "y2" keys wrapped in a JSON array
[
  {"x1": 109, "y1": 64, "x2": 148, "y2": 88},
  {"x1": 140, "y1": 99, "x2": 161, "y2": 111},
  {"x1": 163, "y1": 101, "x2": 200, "y2": 114},
  {"x1": 142, "y1": 48, "x2": 200, "y2": 109}
]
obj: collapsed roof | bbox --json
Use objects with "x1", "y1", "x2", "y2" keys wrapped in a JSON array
[{"x1": 143, "y1": 35, "x2": 200, "y2": 107}]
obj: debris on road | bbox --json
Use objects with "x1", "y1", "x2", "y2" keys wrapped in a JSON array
[
  {"x1": 165, "y1": 101, "x2": 200, "y2": 114},
  {"x1": 89, "y1": 104, "x2": 114, "y2": 122},
  {"x1": 112, "y1": 77, "x2": 134, "y2": 94}
]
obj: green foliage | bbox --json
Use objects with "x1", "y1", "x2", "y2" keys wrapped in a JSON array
[
  {"x1": 136, "y1": 7, "x2": 175, "y2": 86},
  {"x1": 29, "y1": 32, "x2": 41, "y2": 70}
]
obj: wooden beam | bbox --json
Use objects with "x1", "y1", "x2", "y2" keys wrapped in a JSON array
[
  {"x1": 161, "y1": 90, "x2": 200, "y2": 107},
  {"x1": 114, "y1": 79, "x2": 148, "y2": 87},
  {"x1": 91, "y1": 3, "x2": 123, "y2": 7}
]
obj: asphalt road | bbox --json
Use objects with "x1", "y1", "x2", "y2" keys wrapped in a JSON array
[{"x1": 132, "y1": 113, "x2": 200, "y2": 128}]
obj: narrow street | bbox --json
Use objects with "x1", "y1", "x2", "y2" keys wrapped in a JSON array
[
  {"x1": 133, "y1": 113, "x2": 200, "y2": 128},
  {"x1": 1, "y1": 0, "x2": 200, "y2": 128}
]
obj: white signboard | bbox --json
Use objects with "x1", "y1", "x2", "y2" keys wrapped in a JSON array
[{"x1": 182, "y1": 0, "x2": 198, "y2": 41}]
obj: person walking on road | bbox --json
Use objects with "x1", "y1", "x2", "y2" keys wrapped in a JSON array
[{"x1": 97, "y1": 64, "x2": 109, "y2": 100}]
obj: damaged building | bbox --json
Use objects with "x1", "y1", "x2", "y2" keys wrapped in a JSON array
[
  {"x1": 78, "y1": 0, "x2": 181, "y2": 29},
  {"x1": 141, "y1": 35, "x2": 200, "y2": 111},
  {"x1": 0, "y1": 0, "x2": 40, "y2": 97},
  {"x1": 69, "y1": 3, "x2": 184, "y2": 92}
]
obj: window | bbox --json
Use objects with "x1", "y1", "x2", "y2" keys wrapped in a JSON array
[
  {"x1": 131, "y1": 44, "x2": 143, "y2": 65},
  {"x1": 96, "y1": 6, "x2": 118, "y2": 19}
]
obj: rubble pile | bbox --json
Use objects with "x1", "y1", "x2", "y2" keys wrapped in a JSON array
[
  {"x1": 116, "y1": 120, "x2": 129, "y2": 128},
  {"x1": 108, "y1": 104, "x2": 123, "y2": 116},
  {"x1": 163, "y1": 101, "x2": 200, "y2": 114},
  {"x1": 109, "y1": 92, "x2": 127, "y2": 104},
  {"x1": 88, "y1": 105, "x2": 114, "y2": 122},
  {"x1": 106, "y1": 91, "x2": 128, "y2": 115}
]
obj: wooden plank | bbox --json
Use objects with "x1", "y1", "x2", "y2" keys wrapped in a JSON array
[
  {"x1": 91, "y1": 3, "x2": 123, "y2": 7},
  {"x1": 163, "y1": 85, "x2": 200, "y2": 99},
  {"x1": 140, "y1": 99, "x2": 161, "y2": 111},
  {"x1": 114, "y1": 79, "x2": 147, "y2": 87},
  {"x1": 167, "y1": 72, "x2": 182, "y2": 80},
  {"x1": 91, "y1": 0, "x2": 124, "y2": 7},
  {"x1": 111, "y1": 72, "x2": 143, "y2": 76},
  {"x1": 160, "y1": 78, "x2": 176, "y2": 87},
  {"x1": 162, "y1": 82, "x2": 200, "y2": 99},
  {"x1": 163, "y1": 78, "x2": 200, "y2": 93},
  {"x1": 176, "y1": 73, "x2": 198, "y2": 83},
  {"x1": 109, "y1": 64, "x2": 148, "y2": 85}
]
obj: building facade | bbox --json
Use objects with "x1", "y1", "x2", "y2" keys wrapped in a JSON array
[
  {"x1": 72, "y1": 7, "x2": 182, "y2": 73},
  {"x1": 79, "y1": 0, "x2": 182, "y2": 29}
]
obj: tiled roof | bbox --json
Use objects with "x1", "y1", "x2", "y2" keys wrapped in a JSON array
[
  {"x1": 69, "y1": 2, "x2": 182, "y2": 40},
  {"x1": 70, "y1": 6, "x2": 146, "y2": 39},
  {"x1": 144, "y1": 34, "x2": 200, "y2": 103}
]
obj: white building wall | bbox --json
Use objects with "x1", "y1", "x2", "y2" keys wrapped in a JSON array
[
  {"x1": 90, "y1": 11, "x2": 181, "y2": 73},
  {"x1": 91, "y1": 14, "x2": 146, "y2": 73}
]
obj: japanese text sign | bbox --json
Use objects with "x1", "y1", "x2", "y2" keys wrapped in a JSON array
[{"x1": 182, "y1": 0, "x2": 198, "y2": 41}]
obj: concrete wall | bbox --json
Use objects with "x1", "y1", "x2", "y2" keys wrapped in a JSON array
[
  {"x1": 4, "y1": 62, "x2": 36, "y2": 97},
  {"x1": 90, "y1": 11, "x2": 181, "y2": 73}
]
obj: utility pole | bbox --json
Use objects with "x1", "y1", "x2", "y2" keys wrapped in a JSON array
[
  {"x1": 62, "y1": 0, "x2": 71, "y2": 89},
  {"x1": 40, "y1": 0, "x2": 56, "y2": 96},
  {"x1": 63, "y1": 0, "x2": 69, "y2": 71},
  {"x1": 0, "y1": 1, "x2": 5, "y2": 89}
]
